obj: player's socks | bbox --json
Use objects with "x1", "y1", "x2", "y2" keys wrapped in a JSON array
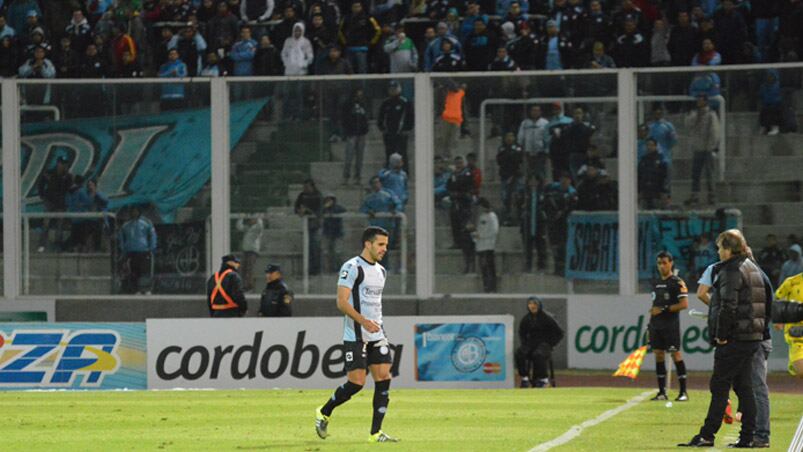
[
  {"x1": 655, "y1": 360, "x2": 667, "y2": 394},
  {"x1": 321, "y1": 381, "x2": 363, "y2": 417},
  {"x1": 675, "y1": 360, "x2": 687, "y2": 394},
  {"x1": 371, "y1": 379, "x2": 391, "y2": 435}
]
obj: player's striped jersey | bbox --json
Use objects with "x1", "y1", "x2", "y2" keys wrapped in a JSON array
[{"x1": 338, "y1": 256, "x2": 387, "y2": 342}]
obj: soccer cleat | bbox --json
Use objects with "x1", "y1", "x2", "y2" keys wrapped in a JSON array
[
  {"x1": 677, "y1": 435, "x2": 715, "y2": 447},
  {"x1": 315, "y1": 406, "x2": 329, "y2": 439},
  {"x1": 727, "y1": 440, "x2": 755, "y2": 448},
  {"x1": 723, "y1": 399, "x2": 734, "y2": 424},
  {"x1": 651, "y1": 392, "x2": 668, "y2": 401},
  {"x1": 675, "y1": 392, "x2": 689, "y2": 402},
  {"x1": 369, "y1": 431, "x2": 400, "y2": 443}
]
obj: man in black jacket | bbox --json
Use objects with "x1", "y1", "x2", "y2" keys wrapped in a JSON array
[
  {"x1": 447, "y1": 155, "x2": 475, "y2": 274},
  {"x1": 259, "y1": 264, "x2": 294, "y2": 317},
  {"x1": 515, "y1": 297, "x2": 564, "y2": 388},
  {"x1": 377, "y1": 80, "x2": 413, "y2": 174},
  {"x1": 679, "y1": 229, "x2": 770, "y2": 448},
  {"x1": 207, "y1": 254, "x2": 248, "y2": 317}
]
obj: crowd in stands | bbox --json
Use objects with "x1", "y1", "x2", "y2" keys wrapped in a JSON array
[{"x1": 1, "y1": 0, "x2": 800, "y2": 81}]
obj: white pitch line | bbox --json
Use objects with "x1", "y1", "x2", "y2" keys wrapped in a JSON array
[{"x1": 529, "y1": 390, "x2": 653, "y2": 452}]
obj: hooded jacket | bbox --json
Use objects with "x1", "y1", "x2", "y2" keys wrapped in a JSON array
[
  {"x1": 518, "y1": 299, "x2": 564, "y2": 349},
  {"x1": 708, "y1": 255, "x2": 769, "y2": 344},
  {"x1": 759, "y1": 69, "x2": 781, "y2": 107},
  {"x1": 281, "y1": 22, "x2": 313, "y2": 75}
]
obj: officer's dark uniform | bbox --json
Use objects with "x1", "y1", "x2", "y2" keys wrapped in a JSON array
[
  {"x1": 207, "y1": 254, "x2": 247, "y2": 318},
  {"x1": 649, "y1": 274, "x2": 689, "y2": 351},
  {"x1": 259, "y1": 264, "x2": 294, "y2": 317}
]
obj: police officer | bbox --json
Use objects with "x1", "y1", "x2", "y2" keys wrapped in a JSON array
[
  {"x1": 649, "y1": 250, "x2": 689, "y2": 402},
  {"x1": 207, "y1": 254, "x2": 247, "y2": 317},
  {"x1": 259, "y1": 264, "x2": 294, "y2": 317}
]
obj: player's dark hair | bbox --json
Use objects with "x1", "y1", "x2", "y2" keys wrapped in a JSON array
[
  {"x1": 362, "y1": 226, "x2": 389, "y2": 244},
  {"x1": 656, "y1": 250, "x2": 673, "y2": 261}
]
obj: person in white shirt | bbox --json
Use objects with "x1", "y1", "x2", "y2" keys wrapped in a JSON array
[
  {"x1": 473, "y1": 197, "x2": 499, "y2": 292},
  {"x1": 235, "y1": 217, "x2": 264, "y2": 291},
  {"x1": 517, "y1": 105, "x2": 550, "y2": 181}
]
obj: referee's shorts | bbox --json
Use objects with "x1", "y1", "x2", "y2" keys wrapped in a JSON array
[{"x1": 648, "y1": 325, "x2": 681, "y2": 351}]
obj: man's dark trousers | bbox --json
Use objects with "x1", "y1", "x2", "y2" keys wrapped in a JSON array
[{"x1": 700, "y1": 341, "x2": 760, "y2": 441}]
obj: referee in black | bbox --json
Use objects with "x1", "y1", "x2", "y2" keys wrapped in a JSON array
[{"x1": 648, "y1": 251, "x2": 689, "y2": 402}]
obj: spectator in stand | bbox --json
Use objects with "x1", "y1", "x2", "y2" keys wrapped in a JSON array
[
  {"x1": 460, "y1": 1, "x2": 487, "y2": 41},
  {"x1": 379, "y1": 153, "x2": 409, "y2": 211},
  {"x1": 235, "y1": 217, "x2": 264, "y2": 292},
  {"x1": 201, "y1": 51, "x2": 226, "y2": 76},
  {"x1": 207, "y1": 1, "x2": 239, "y2": 49},
  {"x1": 22, "y1": 9, "x2": 43, "y2": 44},
  {"x1": 759, "y1": 69, "x2": 782, "y2": 136},
  {"x1": 424, "y1": 21, "x2": 461, "y2": 71},
  {"x1": 378, "y1": 80, "x2": 413, "y2": 173},
  {"x1": 281, "y1": 22, "x2": 312, "y2": 75},
  {"x1": 536, "y1": 20, "x2": 573, "y2": 70},
  {"x1": 636, "y1": 123, "x2": 651, "y2": 162},
  {"x1": 518, "y1": 105, "x2": 550, "y2": 181},
  {"x1": 780, "y1": 244, "x2": 803, "y2": 284},
  {"x1": 521, "y1": 175, "x2": 548, "y2": 271},
  {"x1": 154, "y1": 26, "x2": 175, "y2": 69},
  {"x1": 434, "y1": 155, "x2": 451, "y2": 209},
  {"x1": 66, "y1": 177, "x2": 109, "y2": 253},
  {"x1": 383, "y1": 24, "x2": 417, "y2": 75},
  {"x1": 650, "y1": 17, "x2": 671, "y2": 67},
  {"x1": 294, "y1": 178, "x2": 322, "y2": 275},
  {"x1": 230, "y1": 25, "x2": 257, "y2": 76},
  {"x1": 432, "y1": 38, "x2": 463, "y2": 72},
  {"x1": 507, "y1": 21, "x2": 538, "y2": 70},
  {"x1": 464, "y1": 17, "x2": 497, "y2": 72},
  {"x1": 7, "y1": 0, "x2": 39, "y2": 36},
  {"x1": 447, "y1": 155, "x2": 476, "y2": 274},
  {"x1": 497, "y1": 0, "x2": 528, "y2": 16},
  {"x1": 647, "y1": 106, "x2": 678, "y2": 164},
  {"x1": 467, "y1": 152, "x2": 483, "y2": 197},
  {"x1": 425, "y1": 0, "x2": 451, "y2": 21},
  {"x1": 692, "y1": 38, "x2": 722, "y2": 66},
  {"x1": 612, "y1": 0, "x2": 646, "y2": 35},
  {"x1": 339, "y1": 0, "x2": 381, "y2": 74},
  {"x1": 689, "y1": 71, "x2": 721, "y2": 110},
  {"x1": 637, "y1": 138, "x2": 670, "y2": 209},
  {"x1": 36, "y1": 156, "x2": 72, "y2": 252},
  {"x1": 668, "y1": 11, "x2": 699, "y2": 67},
  {"x1": 119, "y1": 205, "x2": 157, "y2": 294},
  {"x1": 254, "y1": 34, "x2": 282, "y2": 75},
  {"x1": 65, "y1": 9, "x2": 91, "y2": 53},
  {"x1": 271, "y1": 6, "x2": 299, "y2": 47},
  {"x1": 307, "y1": 13, "x2": 334, "y2": 72},
  {"x1": 714, "y1": 0, "x2": 748, "y2": 65},
  {"x1": 753, "y1": 0, "x2": 781, "y2": 63},
  {"x1": 684, "y1": 94, "x2": 720, "y2": 206},
  {"x1": 110, "y1": 23, "x2": 137, "y2": 76},
  {"x1": 613, "y1": 17, "x2": 648, "y2": 67},
  {"x1": 585, "y1": 0, "x2": 612, "y2": 50},
  {"x1": 497, "y1": 131, "x2": 524, "y2": 225},
  {"x1": 543, "y1": 172, "x2": 577, "y2": 276},
  {"x1": 341, "y1": 87, "x2": 369, "y2": 186},
  {"x1": 54, "y1": 36, "x2": 80, "y2": 78},
  {"x1": 436, "y1": 80, "x2": 465, "y2": 156},
  {"x1": 488, "y1": 45, "x2": 518, "y2": 71},
  {"x1": 0, "y1": 36, "x2": 17, "y2": 77},
  {"x1": 0, "y1": 14, "x2": 15, "y2": 40},
  {"x1": 545, "y1": 102, "x2": 573, "y2": 180},
  {"x1": 576, "y1": 163, "x2": 617, "y2": 211},
  {"x1": 587, "y1": 41, "x2": 615, "y2": 68},
  {"x1": 23, "y1": 27, "x2": 49, "y2": 60},
  {"x1": 564, "y1": 106, "x2": 596, "y2": 180},
  {"x1": 360, "y1": 176, "x2": 401, "y2": 253},
  {"x1": 79, "y1": 42, "x2": 106, "y2": 77},
  {"x1": 321, "y1": 193, "x2": 346, "y2": 272},
  {"x1": 170, "y1": 25, "x2": 207, "y2": 76},
  {"x1": 444, "y1": 7, "x2": 461, "y2": 36},
  {"x1": 240, "y1": 0, "x2": 274, "y2": 23},
  {"x1": 759, "y1": 234, "x2": 786, "y2": 286},
  {"x1": 158, "y1": 48, "x2": 187, "y2": 110},
  {"x1": 473, "y1": 197, "x2": 499, "y2": 293}
]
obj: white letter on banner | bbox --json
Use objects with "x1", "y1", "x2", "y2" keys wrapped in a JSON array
[
  {"x1": 97, "y1": 125, "x2": 169, "y2": 198},
  {"x1": 20, "y1": 133, "x2": 95, "y2": 204}
]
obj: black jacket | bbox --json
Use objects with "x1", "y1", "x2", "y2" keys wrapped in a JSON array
[
  {"x1": 341, "y1": 97, "x2": 369, "y2": 137},
  {"x1": 708, "y1": 255, "x2": 770, "y2": 344},
  {"x1": 207, "y1": 264, "x2": 247, "y2": 317},
  {"x1": 519, "y1": 303, "x2": 564, "y2": 350},
  {"x1": 260, "y1": 279, "x2": 294, "y2": 317},
  {"x1": 637, "y1": 152, "x2": 669, "y2": 195},
  {"x1": 377, "y1": 95, "x2": 413, "y2": 135}
]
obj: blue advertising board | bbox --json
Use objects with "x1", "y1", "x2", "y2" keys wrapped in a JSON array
[
  {"x1": 414, "y1": 323, "x2": 506, "y2": 382},
  {"x1": 0, "y1": 323, "x2": 146, "y2": 390}
]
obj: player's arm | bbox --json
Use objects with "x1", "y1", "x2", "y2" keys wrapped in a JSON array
[
  {"x1": 336, "y1": 286, "x2": 380, "y2": 333},
  {"x1": 696, "y1": 283, "x2": 711, "y2": 305},
  {"x1": 668, "y1": 280, "x2": 689, "y2": 312}
]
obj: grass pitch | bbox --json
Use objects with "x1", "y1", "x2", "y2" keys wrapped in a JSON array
[{"x1": 1, "y1": 388, "x2": 801, "y2": 451}]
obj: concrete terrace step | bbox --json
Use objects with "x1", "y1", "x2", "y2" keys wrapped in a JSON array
[{"x1": 27, "y1": 253, "x2": 114, "y2": 276}]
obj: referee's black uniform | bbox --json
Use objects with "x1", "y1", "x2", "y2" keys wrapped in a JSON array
[{"x1": 649, "y1": 273, "x2": 689, "y2": 399}]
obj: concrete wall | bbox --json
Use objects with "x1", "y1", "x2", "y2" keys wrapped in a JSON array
[{"x1": 54, "y1": 295, "x2": 569, "y2": 368}]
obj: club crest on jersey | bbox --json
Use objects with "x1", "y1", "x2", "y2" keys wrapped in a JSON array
[{"x1": 0, "y1": 330, "x2": 121, "y2": 387}]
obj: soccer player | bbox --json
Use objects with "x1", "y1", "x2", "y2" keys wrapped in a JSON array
[
  {"x1": 315, "y1": 226, "x2": 399, "y2": 443},
  {"x1": 648, "y1": 251, "x2": 689, "y2": 401},
  {"x1": 775, "y1": 271, "x2": 803, "y2": 378}
]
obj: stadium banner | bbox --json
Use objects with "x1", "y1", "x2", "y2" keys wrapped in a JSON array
[
  {"x1": 147, "y1": 316, "x2": 514, "y2": 389},
  {"x1": 14, "y1": 99, "x2": 266, "y2": 222},
  {"x1": 565, "y1": 210, "x2": 740, "y2": 281},
  {"x1": 0, "y1": 323, "x2": 147, "y2": 390},
  {"x1": 567, "y1": 295, "x2": 787, "y2": 372}
]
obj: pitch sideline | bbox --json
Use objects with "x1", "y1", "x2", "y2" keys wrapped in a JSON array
[{"x1": 528, "y1": 390, "x2": 653, "y2": 452}]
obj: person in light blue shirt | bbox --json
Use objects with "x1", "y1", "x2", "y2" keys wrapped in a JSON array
[
  {"x1": 119, "y1": 205, "x2": 157, "y2": 294},
  {"x1": 0, "y1": 14, "x2": 15, "y2": 39},
  {"x1": 377, "y1": 153, "x2": 408, "y2": 210},
  {"x1": 230, "y1": 25, "x2": 257, "y2": 76},
  {"x1": 648, "y1": 106, "x2": 678, "y2": 164},
  {"x1": 158, "y1": 48, "x2": 188, "y2": 110},
  {"x1": 360, "y1": 176, "x2": 401, "y2": 240}
]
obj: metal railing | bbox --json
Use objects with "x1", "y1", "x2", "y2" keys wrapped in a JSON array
[
  {"x1": 479, "y1": 95, "x2": 727, "y2": 182},
  {"x1": 21, "y1": 211, "x2": 117, "y2": 294}
]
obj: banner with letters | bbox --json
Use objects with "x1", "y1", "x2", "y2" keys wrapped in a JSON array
[
  {"x1": 0, "y1": 323, "x2": 147, "y2": 390},
  {"x1": 146, "y1": 316, "x2": 514, "y2": 390},
  {"x1": 567, "y1": 295, "x2": 787, "y2": 372},
  {"x1": 565, "y1": 210, "x2": 740, "y2": 281},
  {"x1": 11, "y1": 100, "x2": 266, "y2": 222}
]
